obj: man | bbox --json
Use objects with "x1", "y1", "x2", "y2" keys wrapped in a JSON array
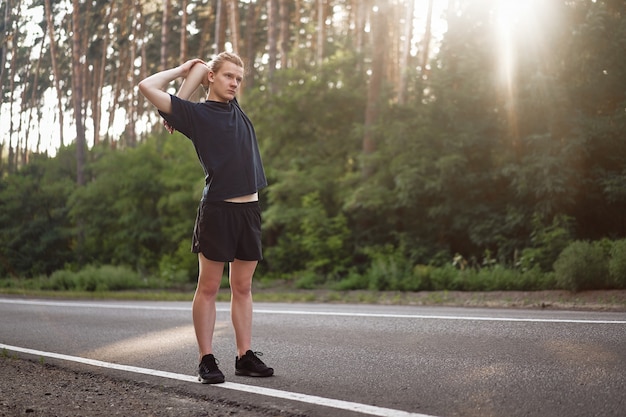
[{"x1": 138, "y1": 52, "x2": 273, "y2": 384}]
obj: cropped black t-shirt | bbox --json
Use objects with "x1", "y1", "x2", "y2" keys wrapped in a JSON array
[{"x1": 159, "y1": 95, "x2": 267, "y2": 202}]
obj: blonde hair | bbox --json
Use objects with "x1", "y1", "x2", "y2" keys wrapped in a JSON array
[{"x1": 207, "y1": 52, "x2": 244, "y2": 74}]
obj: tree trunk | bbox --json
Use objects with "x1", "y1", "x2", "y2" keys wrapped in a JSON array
[
  {"x1": 353, "y1": 0, "x2": 368, "y2": 74},
  {"x1": 7, "y1": 0, "x2": 20, "y2": 174},
  {"x1": 24, "y1": 26, "x2": 46, "y2": 163},
  {"x1": 71, "y1": 0, "x2": 87, "y2": 264},
  {"x1": 136, "y1": 3, "x2": 147, "y2": 140},
  {"x1": 180, "y1": 0, "x2": 188, "y2": 62},
  {"x1": 214, "y1": 0, "x2": 227, "y2": 53},
  {"x1": 81, "y1": 0, "x2": 91, "y2": 136},
  {"x1": 0, "y1": 0, "x2": 10, "y2": 102},
  {"x1": 18, "y1": 59, "x2": 30, "y2": 167},
  {"x1": 293, "y1": 0, "x2": 301, "y2": 68},
  {"x1": 92, "y1": 2, "x2": 116, "y2": 146},
  {"x1": 32, "y1": 29, "x2": 46, "y2": 154},
  {"x1": 72, "y1": 0, "x2": 87, "y2": 186},
  {"x1": 197, "y1": 2, "x2": 213, "y2": 59},
  {"x1": 0, "y1": 0, "x2": 8, "y2": 172},
  {"x1": 362, "y1": 2, "x2": 388, "y2": 176},
  {"x1": 397, "y1": 0, "x2": 414, "y2": 105},
  {"x1": 244, "y1": 1, "x2": 258, "y2": 89},
  {"x1": 421, "y1": 0, "x2": 435, "y2": 75},
  {"x1": 226, "y1": 0, "x2": 242, "y2": 96},
  {"x1": 267, "y1": 0, "x2": 279, "y2": 92},
  {"x1": 127, "y1": 1, "x2": 139, "y2": 147},
  {"x1": 106, "y1": 48, "x2": 125, "y2": 146},
  {"x1": 316, "y1": 0, "x2": 325, "y2": 65},
  {"x1": 160, "y1": 0, "x2": 170, "y2": 70},
  {"x1": 44, "y1": 0, "x2": 65, "y2": 147},
  {"x1": 279, "y1": 0, "x2": 289, "y2": 69},
  {"x1": 227, "y1": 0, "x2": 240, "y2": 53}
]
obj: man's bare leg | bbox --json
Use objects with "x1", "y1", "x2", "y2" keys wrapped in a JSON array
[
  {"x1": 192, "y1": 254, "x2": 224, "y2": 359},
  {"x1": 229, "y1": 259, "x2": 257, "y2": 357}
]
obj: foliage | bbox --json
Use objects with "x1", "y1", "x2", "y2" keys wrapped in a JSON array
[
  {"x1": 0, "y1": 149, "x2": 75, "y2": 277},
  {"x1": 554, "y1": 241, "x2": 610, "y2": 292},
  {"x1": 608, "y1": 239, "x2": 626, "y2": 289},
  {"x1": 11, "y1": 265, "x2": 145, "y2": 292},
  {"x1": 1, "y1": 1, "x2": 626, "y2": 293},
  {"x1": 299, "y1": 192, "x2": 351, "y2": 275},
  {"x1": 68, "y1": 142, "x2": 165, "y2": 270},
  {"x1": 332, "y1": 253, "x2": 554, "y2": 293},
  {"x1": 360, "y1": 244, "x2": 417, "y2": 291},
  {"x1": 48, "y1": 265, "x2": 145, "y2": 292},
  {"x1": 519, "y1": 215, "x2": 574, "y2": 272},
  {"x1": 251, "y1": 54, "x2": 366, "y2": 276}
]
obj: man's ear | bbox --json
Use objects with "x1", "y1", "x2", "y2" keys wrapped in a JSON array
[{"x1": 207, "y1": 71, "x2": 216, "y2": 84}]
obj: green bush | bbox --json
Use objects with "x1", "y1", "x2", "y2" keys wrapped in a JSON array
[
  {"x1": 410, "y1": 264, "x2": 434, "y2": 291},
  {"x1": 470, "y1": 265, "x2": 515, "y2": 291},
  {"x1": 77, "y1": 265, "x2": 145, "y2": 291},
  {"x1": 608, "y1": 239, "x2": 626, "y2": 289},
  {"x1": 429, "y1": 265, "x2": 460, "y2": 291},
  {"x1": 554, "y1": 241, "x2": 609, "y2": 292},
  {"x1": 44, "y1": 270, "x2": 77, "y2": 291},
  {"x1": 294, "y1": 270, "x2": 325, "y2": 289},
  {"x1": 520, "y1": 214, "x2": 574, "y2": 272},
  {"x1": 331, "y1": 269, "x2": 370, "y2": 291},
  {"x1": 520, "y1": 267, "x2": 556, "y2": 290},
  {"x1": 40, "y1": 265, "x2": 145, "y2": 292},
  {"x1": 361, "y1": 246, "x2": 415, "y2": 291},
  {"x1": 158, "y1": 240, "x2": 198, "y2": 287}
]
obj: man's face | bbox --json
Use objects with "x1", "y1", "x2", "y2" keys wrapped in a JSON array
[{"x1": 208, "y1": 61, "x2": 244, "y2": 102}]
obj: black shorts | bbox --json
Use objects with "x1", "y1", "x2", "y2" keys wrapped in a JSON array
[{"x1": 191, "y1": 200, "x2": 263, "y2": 262}]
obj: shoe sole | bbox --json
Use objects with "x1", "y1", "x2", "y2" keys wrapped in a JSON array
[
  {"x1": 198, "y1": 375, "x2": 225, "y2": 384},
  {"x1": 235, "y1": 369, "x2": 274, "y2": 377}
]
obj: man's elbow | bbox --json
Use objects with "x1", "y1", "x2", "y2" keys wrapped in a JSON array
[{"x1": 138, "y1": 79, "x2": 149, "y2": 97}]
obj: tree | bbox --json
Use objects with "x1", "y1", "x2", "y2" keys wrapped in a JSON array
[
  {"x1": 4, "y1": 0, "x2": 626, "y2": 281},
  {"x1": 397, "y1": 0, "x2": 414, "y2": 105},
  {"x1": 71, "y1": 0, "x2": 87, "y2": 186},
  {"x1": 316, "y1": 0, "x2": 326, "y2": 65},
  {"x1": 180, "y1": 0, "x2": 188, "y2": 62},
  {"x1": 214, "y1": 0, "x2": 227, "y2": 53},
  {"x1": 267, "y1": 0, "x2": 279, "y2": 92},
  {"x1": 160, "y1": 0, "x2": 170, "y2": 70},
  {"x1": 0, "y1": 149, "x2": 75, "y2": 277},
  {"x1": 278, "y1": 0, "x2": 289, "y2": 69},
  {"x1": 243, "y1": 0, "x2": 260, "y2": 88},
  {"x1": 362, "y1": 2, "x2": 388, "y2": 173},
  {"x1": 44, "y1": 0, "x2": 65, "y2": 147},
  {"x1": 227, "y1": 0, "x2": 240, "y2": 53}
]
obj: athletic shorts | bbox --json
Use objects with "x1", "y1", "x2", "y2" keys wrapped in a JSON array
[{"x1": 191, "y1": 200, "x2": 263, "y2": 262}]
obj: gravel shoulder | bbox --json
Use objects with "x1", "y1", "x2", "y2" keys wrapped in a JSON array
[
  {"x1": 2, "y1": 290, "x2": 625, "y2": 416},
  {"x1": 0, "y1": 355, "x2": 302, "y2": 417},
  {"x1": 267, "y1": 289, "x2": 626, "y2": 311}
]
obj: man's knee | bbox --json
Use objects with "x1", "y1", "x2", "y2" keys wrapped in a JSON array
[
  {"x1": 230, "y1": 279, "x2": 252, "y2": 298},
  {"x1": 197, "y1": 273, "x2": 222, "y2": 297}
]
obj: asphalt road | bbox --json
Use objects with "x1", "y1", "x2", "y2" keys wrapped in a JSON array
[{"x1": 1, "y1": 297, "x2": 625, "y2": 417}]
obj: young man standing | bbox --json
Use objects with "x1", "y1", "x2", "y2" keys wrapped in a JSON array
[{"x1": 138, "y1": 52, "x2": 274, "y2": 384}]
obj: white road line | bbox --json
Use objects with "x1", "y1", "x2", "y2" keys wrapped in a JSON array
[
  {"x1": 253, "y1": 309, "x2": 626, "y2": 324},
  {"x1": 0, "y1": 343, "x2": 434, "y2": 417},
  {"x1": 0, "y1": 298, "x2": 189, "y2": 311},
  {"x1": 2, "y1": 298, "x2": 625, "y2": 324}
]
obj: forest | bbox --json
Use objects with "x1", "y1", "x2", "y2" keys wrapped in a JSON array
[{"x1": 1, "y1": 0, "x2": 626, "y2": 293}]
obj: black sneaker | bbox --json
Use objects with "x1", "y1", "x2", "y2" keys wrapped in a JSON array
[
  {"x1": 235, "y1": 350, "x2": 274, "y2": 377},
  {"x1": 198, "y1": 354, "x2": 225, "y2": 384}
]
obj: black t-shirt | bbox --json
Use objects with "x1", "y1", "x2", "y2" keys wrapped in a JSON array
[{"x1": 159, "y1": 95, "x2": 267, "y2": 201}]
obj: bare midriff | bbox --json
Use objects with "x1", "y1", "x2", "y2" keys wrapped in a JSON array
[{"x1": 224, "y1": 192, "x2": 258, "y2": 203}]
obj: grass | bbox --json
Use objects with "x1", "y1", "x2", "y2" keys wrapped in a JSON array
[{"x1": 1, "y1": 286, "x2": 625, "y2": 311}]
